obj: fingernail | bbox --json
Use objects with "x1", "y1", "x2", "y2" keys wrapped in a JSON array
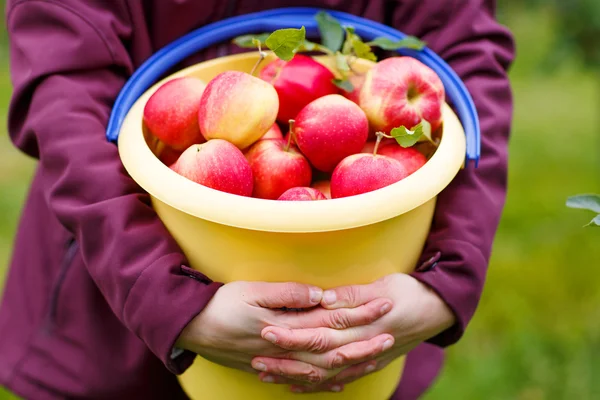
[
  {"x1": 292, "y1": 387, "x2": 304, "y2": 393},
  {"x1": 264, "y1": 332, "x2": 277, "y2": 344},
  {"x1": 365, "y1": 364, "x2": 376, "y2": 373},
  {"x1": 380, "y1": 302, "x2": 391, "y2": 315},
  {"x1": 382, "y1": 339, "x2": 394, "y2": 351},
  {"x1": 330, "y1": 385, "x2": 342, "y2": 392},
  {"x1": 254, "y1": 362, "x2": 267, "y2": 372},
  {"x1": 262, "y1": 375, "x2": 274, "y2": 383},
  {"x1": 310, "y1": 287, "x2": 323, "y2": 303},
  {"x1": 323, "y1": 290, "x2": 337, "y2": 305}
]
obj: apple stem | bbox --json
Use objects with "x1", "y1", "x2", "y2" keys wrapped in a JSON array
[
  {"x1": 285, "y1": 119, "x2": 295, "y2": 152},
  {"x1": 373, "y1": 132, "x2": 385, "y2": 156},
  {"x1": 250, "y1": 41, "x2": 267, "y2": 76}
]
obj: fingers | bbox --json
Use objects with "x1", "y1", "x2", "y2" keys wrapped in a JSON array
[
  {"x1": 261, "y1": 325, "x2": 362, "y2": 353},
  {"x1": 258, "y1": 373, "x2": 344, "y2": 393},
  {"x1": 251, "y1": 358, "x2": 337, "y2": 385},
  {"x1": 283, "y1": 334, "x2": 394, "y2": 370},
  {"x1": 280, "y1": 297, "x2": 392, "y2": 330},
  {"x1": 332, "y1": 358, "x2": 395, "y2": 384},
  {"x1": 248, "y1": 282, "x2": 323, "y2": 309},
  {"x1": 321, "y1": 280, "x2": 384, "y2": 309}
]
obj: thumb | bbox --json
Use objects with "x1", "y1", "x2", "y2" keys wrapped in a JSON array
[
  {"x1": 247, "y1": 282, "x2": 323, "y2": 309},
  {"x1": 321, "y1": 281, "x2": 382, "y2": 309}
]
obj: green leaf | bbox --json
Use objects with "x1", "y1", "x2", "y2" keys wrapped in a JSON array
[
  {"x1": 584, "y1": 214, "x2": 600, "y2": 228},
  {"x1": 342, "y1": 27, "x2": 377, "y2": 61},
  {"x1": 332, "y1": 78, "x2": 354, "y2": 92},
  {"x1": 389, "y1": 120, "x2": 431, "y2": 148},
  {"x1": 367, "y1": 36, "x2": 427, "y2": 51},
  {"x1": 566, "y1": 194, "x2": 600, "y2": 213},
  {"x1": 315, "y1": 11, "x2": 345, "y2": 52},
  {"x1": 335, "y1": 52, "x2": 350, "y2": 72},
  {"x1": 232, "y1": 33, "x2": 271, "y2": 48},
  {"x1": 265, "y1": 26, "x2": 307, "y2": 61}
]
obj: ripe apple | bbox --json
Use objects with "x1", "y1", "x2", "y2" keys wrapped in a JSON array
[
  {"x1": 170, "y1": 139, "x2": 253, "y2": 197},
  {"x1": 294, "y1": 94, "x2": 369, "y2": 172},
  {"x1": 378, "y1": 144, "x2": 427, "y2": 176},
  {"x1": 259, "y1": 123, "x2": 283, "y2": 141},
  {"x1": 310, "y1": 180, "x2": 331, "y2": 199},
  {"x1": 360, "y1": 57, "x2": 445, "y2": 134},
  {"x1": 198, "y1": 71, "x2": 279, "y2": 149},
  {"x1": 330, "y1": 153, "x2": 409, "y2": 198},
  {"x1": 260, "y1": 54, "x2": 338, "y2": 123},
  {"x1": 278, "y1": 187, "x2": 328, "y2": 201},
  {"x1": 244, "y1": 137, "x2": 312, "y2": 200},
  {"x1": 143, "y1": 77, "x2": 206, "y2": 150}
]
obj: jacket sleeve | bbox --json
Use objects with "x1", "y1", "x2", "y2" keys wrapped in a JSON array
[
  {"x1": 390, "y1": 0, "x2": 516, "y2": 346},
  {"x1": 5, "y1": 0, "x2": 223, "y2": 373}
]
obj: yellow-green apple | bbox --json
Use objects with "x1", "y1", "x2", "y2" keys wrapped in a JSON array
[
  {"x1": 360, "y1": 57, "x2": 445, "y2": 134},
  {"x1": 143, "y1": 77, "x2": 206, "y2": 150},
  {"x1": 310, "y1": 180, "x2": 331, "y2": 199},
  {"x1": 170, "y1": 139, "x2": 253, "y2": 197},
  {"x1": 198, "y1": 71, "x2": 279, "y2": 149},
  {"x1": 244, "y1": 137, "x2": 312, "y2": 200},
  {"x1": 378, "y1": 144, "x2": 427, "y2": 176},
  {"x1": 330, "y1": 152, "x2": 409, "y2": 198},
  {"x1": 278, "y1": 187, "x2": 327, "y2": 201},
  {"x1": 294, "y1": 94, "x2": 369, "y2": 172},
  {"x1": 260, "y1": 54, "x2": 338, "y2": 123},
  {"x1": 259, "y1": 123, "x2": 283, "y2": 141}
]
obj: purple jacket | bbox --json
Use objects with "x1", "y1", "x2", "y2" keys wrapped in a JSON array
[{"x1": 0, "y1": 1, "x2": 514, "y2": 399}]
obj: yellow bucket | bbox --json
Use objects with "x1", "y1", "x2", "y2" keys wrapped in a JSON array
[{"x1": 117, "y1": 52, "x2": 466, "y2": 399}]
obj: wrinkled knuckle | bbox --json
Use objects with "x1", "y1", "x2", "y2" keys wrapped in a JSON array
[
  {"x1": 329, "y1": 351, "x2": 349, "y2": 369},
  {"x1": 306, "y1": 367, "x2": 325, "y2": 384},
  {"x1": 329, "y1": 310, "x2": 351, "y2": 329},
  {"x1": 282, "y1": 284, "x2": 301, "y2": 305},
  {"x1": 307, "y1": 332, "x2": 329, "y2": 353}
]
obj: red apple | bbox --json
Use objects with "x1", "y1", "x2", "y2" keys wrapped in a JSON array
[
  {"x1": 378, "y1": 144, "x2": 427, "y2": 176},
  {"x1": 310, "y1": 180, "x2": 331, "y2": 199},
  {"x1": 170, "y1": 139, "x2": 253, "y2": 197},
  {"x1": 278, "y1": 187, "x2": 327, "y2": 201},
  {"x1": 259, "y1": 123, "x2": 283, "y2": 141},
  {"x1": 244, "y1": 138, "x2": 312, "y2": 200},
  {"x1": 360, "y1": 57, "x2": 445, "y2": 134},
  {"x1": 198, "y1": 71, "x2": 279, "y2": 149},
  {"x1": 360, "y1": 139, "x2": 395, "y2": 154},
  {"x1": 260, "y1": 54, "x2": 338, "y2": 123},
  {"x1": 294, "y1": 94, "x2": 369, "y2": 172},
  {"x1": 143, "y1": 77, "x2": 206, "y2": 150},
  {"x1": 330, "y1": 153, "x2": 409, "y2": 198},
  {"x1": 341, "y1": 74, "x2": 365, "y2": 104}
]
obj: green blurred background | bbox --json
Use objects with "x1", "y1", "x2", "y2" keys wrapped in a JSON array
[{"x1": 1, "y1": 2, "x2": 598, "y2": 399}]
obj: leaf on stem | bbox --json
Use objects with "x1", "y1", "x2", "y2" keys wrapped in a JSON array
[
  {"x1": 584, "y1": 214, "x2": 600, "y2": 228},
  {"x1": 265, "y1": 26, "x2": 307, "y2": 61},
  {"x1": 367, "y1": 36, "x2": 427, "y2": 51},
  {"x1": 343, "y1": 27, "x2": 377, "y2": 61},
  {"x1": 315, "y1": 11, "x2": 345, "y2": 52},
  {"x1": 389, "y1": 120, "x2": 431, "y2": 148},
  {"x1": 232, "y1": 33, "x2": 271, "y2": 48}
]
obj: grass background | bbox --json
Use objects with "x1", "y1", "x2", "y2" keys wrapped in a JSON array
[{"x1": 1, "y1": 4, "x2": 599, "y2": 400}]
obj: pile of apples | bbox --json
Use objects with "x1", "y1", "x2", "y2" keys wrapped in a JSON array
[{"x1": 143, "y1": 52, "x2": 444, "y2": 201}]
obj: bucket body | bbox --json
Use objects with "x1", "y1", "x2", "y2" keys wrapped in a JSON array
[{"x1": 116, "y1": 52, "x2": 466, "y2": 399}]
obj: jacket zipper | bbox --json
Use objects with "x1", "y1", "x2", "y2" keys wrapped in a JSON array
[{"x1": 45, "y1": 238, "x2": 79, "y2": 332}]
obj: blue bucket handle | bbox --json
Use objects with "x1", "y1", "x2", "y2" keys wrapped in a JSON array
[{"x1": 105, "y1": 7, "x2": 481, "y2": 166}]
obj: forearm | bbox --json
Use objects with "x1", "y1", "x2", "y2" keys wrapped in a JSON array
[
  {"x1": 391, "y1": 0, "x2": 515, "y2": 345},
  {"x1": 6, "y1": 0, "x2": 222, "y2": 372}
]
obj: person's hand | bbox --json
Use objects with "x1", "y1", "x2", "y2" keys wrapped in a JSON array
[
  {"x1": 252, "y1": 273, "x2": 456, "y2": 393},
  {"x1": 175, "y1": 280, "x2": 394, "y2": 375}
]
